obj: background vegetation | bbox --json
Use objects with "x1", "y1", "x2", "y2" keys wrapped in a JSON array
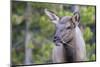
[{"x1": 11, "y1": 1, "x2": 96, "y2": 65}]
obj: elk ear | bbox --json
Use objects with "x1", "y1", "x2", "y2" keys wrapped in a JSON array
[
  {"x1": 44, "y1": 9, "x2": 59, "y2": 24},
  {"x1": 71, "y1": 12, "x2": 80, "y2": 26}
]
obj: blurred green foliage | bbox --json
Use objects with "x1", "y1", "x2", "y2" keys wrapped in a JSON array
[
  {"x1": 84, "y1": 27, "x2": 93, "y2": 42},
  {"x1": 11, "y1": 1, "x2": 96, "y2": 65}
]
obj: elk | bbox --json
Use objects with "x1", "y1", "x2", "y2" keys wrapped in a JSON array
[{"x1": 44, "y1": 9, "x2": 86, "y2": 63}]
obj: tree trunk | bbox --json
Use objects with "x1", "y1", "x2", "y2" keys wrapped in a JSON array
[{"x1": 24, "y1": 2, "x2": 33, "y2": 64}]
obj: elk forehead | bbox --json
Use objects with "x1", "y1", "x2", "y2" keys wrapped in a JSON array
[
  {"x1": 56, "y1": 16, "x2": 72, "y2": 29},
  {"x1": 55, "y1": 16, "x2": 72, "y2": 36},
  {"x1": 59, "y1": 16, "x2": 71, "y2": 24}
]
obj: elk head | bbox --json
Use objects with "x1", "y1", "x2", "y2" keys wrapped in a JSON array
[{"x1": 45, "y1": 9, "x2": 80, "y2": 46}]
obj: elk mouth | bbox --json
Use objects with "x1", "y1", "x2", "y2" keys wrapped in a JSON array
[
  {"x1": 53, "y1": 37, "x2": 64, "y2": 46},
  {"x1": 53, "y1": 37, "x2": 73, "y2": 46},
  {"x1": 54, "y1": 41, "x2": 63, "y2": 46}
]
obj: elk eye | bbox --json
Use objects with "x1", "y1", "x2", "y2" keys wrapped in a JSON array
[{"x1": 67, "y1": 26, "x2": 71, "y2": 29}]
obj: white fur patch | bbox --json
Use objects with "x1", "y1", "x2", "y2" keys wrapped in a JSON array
[
  {"x1": 52, "y1": 44, "x2": 65, "y2": 63},
  {"x1": 75, "y1": 26, "x2": 86, "y2": 61}
]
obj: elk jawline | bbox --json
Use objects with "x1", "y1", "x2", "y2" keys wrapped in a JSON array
[
  {"x1": 54, "y1": 40, "x2": 63, "y2": 46},
  {"x1": 54, "y1": 38, "x2": 73, "y2": 46},
  {"x1": 55, "y1": 42, "x2": 62, "y2": 46}
]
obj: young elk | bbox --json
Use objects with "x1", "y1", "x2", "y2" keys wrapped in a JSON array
[{"x1": 45, "y1": 9, "x2": 86, "y2": 63}]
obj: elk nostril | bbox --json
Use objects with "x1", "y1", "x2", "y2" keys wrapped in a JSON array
[
  {"x1": 53, "y1": 39, "x2": 56, "y2": 42},
  {"x1": 54, "y1": 36, "x2": 59, "y2": 40},
  {"x1": 53, "y1": 36, "x2": 60, "y2": 42},
  {"x1": 54, "y1": 36, "x2": 57, "y2": 39},
  {"x1": 53, "y1": 36, "x2": 57, "y2": 42}
]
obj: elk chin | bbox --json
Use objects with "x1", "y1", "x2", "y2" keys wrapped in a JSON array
[{"x1": 54, "y1": 41, "x2": 63, "y2": 46}]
